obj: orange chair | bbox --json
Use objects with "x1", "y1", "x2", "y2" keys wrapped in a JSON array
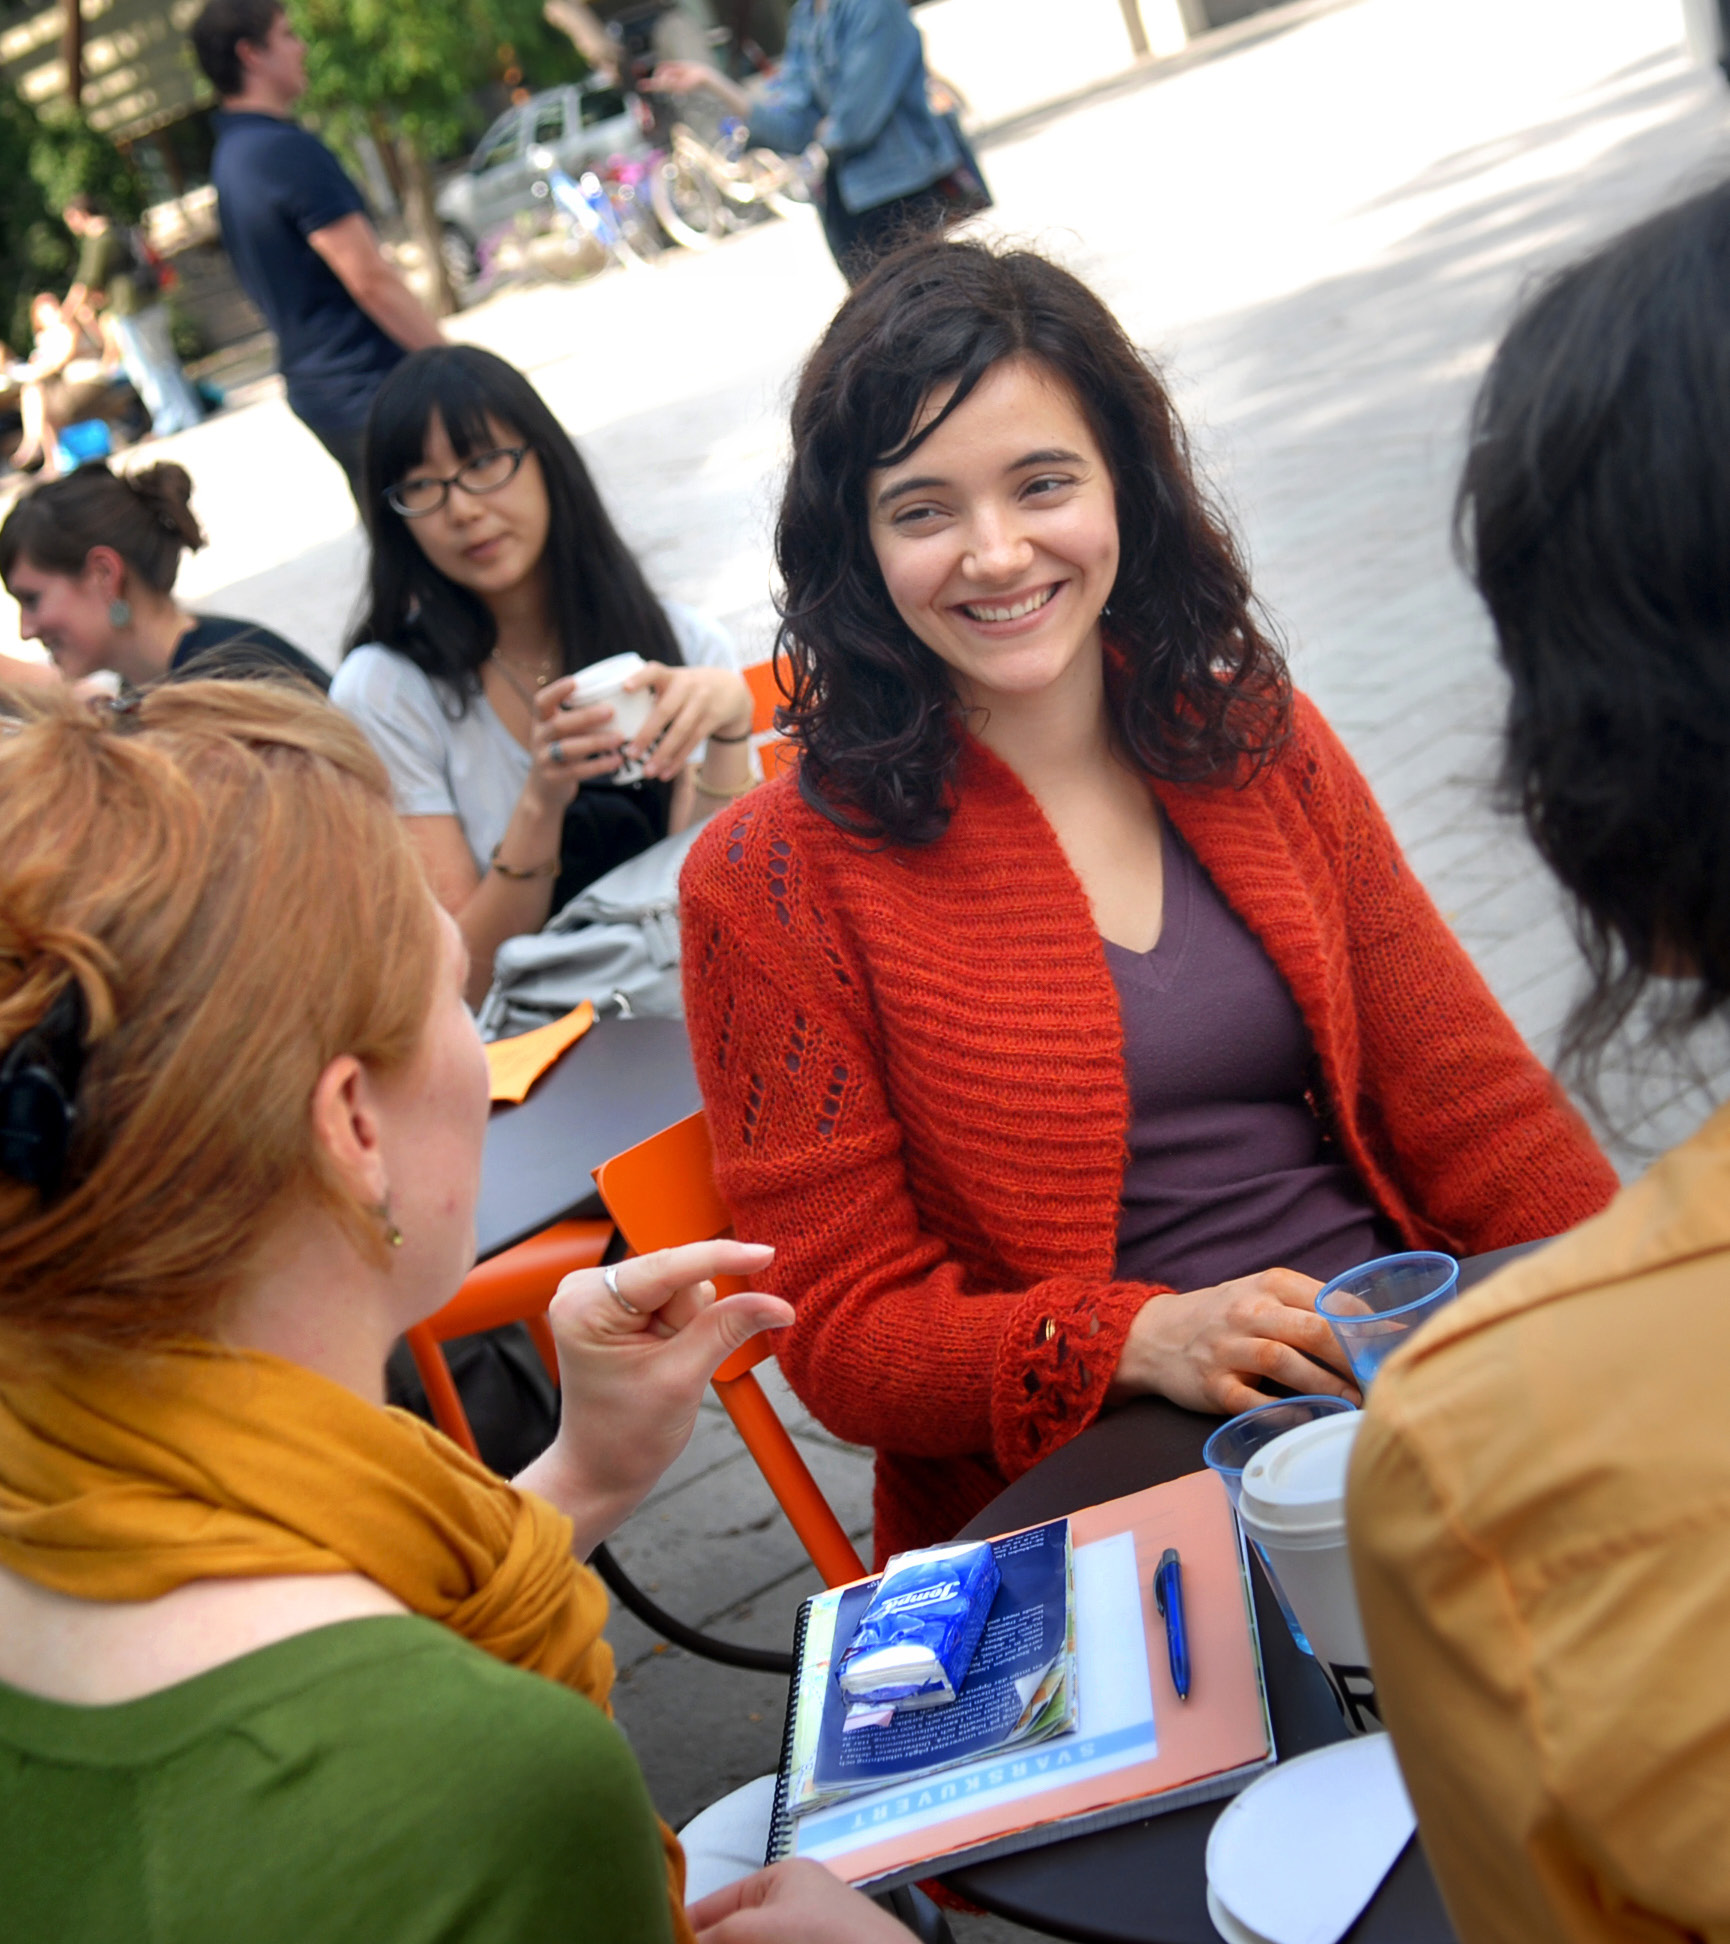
[
  {"x1": 593, "y1": 1111, "x2": 866, "y2": 1589},
  {"x1": 742, "y1": 656, "x2": 798, "y2": 781},
  {"x1": 403, "y1": 1218, "x2": 613, "y2": 1461}
]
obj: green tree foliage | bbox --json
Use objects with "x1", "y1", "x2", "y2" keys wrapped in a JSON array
[
  {"x1": 294, "y1": 0, "x2": 583, "y2": 156},
  {"x1": 0, "y1": 89, "x2": 145, "y2": 348},
  {"x1": 28, "y1": 109, "x2": 146, "y2": 224},
  {"x1": 0, "y1": 93, "x2": 63, "y2": 350},
  {"x1": 289, "y1": 0, "x2": 586, "y2": 310}
]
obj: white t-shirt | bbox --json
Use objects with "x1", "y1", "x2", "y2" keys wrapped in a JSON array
[{"x1": 331, "y1": 603, "x2": 740, "y2": 873}]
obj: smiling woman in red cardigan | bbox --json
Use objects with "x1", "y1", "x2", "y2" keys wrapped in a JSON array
[{"x1": 681, "y1": 241, "x2": 1616, "y2": 1565}]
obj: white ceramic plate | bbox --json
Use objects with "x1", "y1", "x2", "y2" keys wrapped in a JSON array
[
  {"x1": 1205, "y1": 1735, "x2": 1414, "y2": 1944},
  {"x1": 1208, "y1": 1883, "x2": 1274, "y2": 1944}
]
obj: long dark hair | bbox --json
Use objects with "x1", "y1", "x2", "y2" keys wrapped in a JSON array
[
  {"x1": 774, "y1": 238, "x2": 1289, "y2": 845},
  {"x1": 349, "y1": 346, "x2": 680, "y2": 707},
  {"x1": 1459, "y1": 178, "x2": 1730, "y2": 1074}
]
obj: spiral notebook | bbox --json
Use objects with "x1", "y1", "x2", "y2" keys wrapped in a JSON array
[{"x1": 766, "y1": 1469, "x2": 1276, "y2": 1892}]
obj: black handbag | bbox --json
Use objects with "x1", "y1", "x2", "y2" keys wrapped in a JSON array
[
  {"x1": 932, "y1": 111, "x2": 993, "y2": 219},
  {"x1": 933, "y1": 156, "x2": 993, "y2": 219},
  {"x1": 386, "y1": 1325, "x2": 560, "y2": 1477}
]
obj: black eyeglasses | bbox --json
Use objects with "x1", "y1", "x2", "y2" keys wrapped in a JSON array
[{"x1": 385, "y1": 445, "x2": 529, "y2": 518}]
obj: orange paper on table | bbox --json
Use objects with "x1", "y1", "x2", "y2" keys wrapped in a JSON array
[{"x1": 485, "y1": 1000, "x2": 594, "y2": 1104}]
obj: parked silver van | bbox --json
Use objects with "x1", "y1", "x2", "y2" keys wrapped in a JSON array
[{"x1": 436, "y1": 80, "x2": 645, "y2": 282}]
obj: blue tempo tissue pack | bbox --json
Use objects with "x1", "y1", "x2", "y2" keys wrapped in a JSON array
[{"x1": 837, "y1": 1540, "x2": 1001, "y2": 1712}]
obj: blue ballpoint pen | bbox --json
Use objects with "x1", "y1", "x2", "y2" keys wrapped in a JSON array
[{"x1": 1153, "y1": 1547, "x2": 1190, "y2": 1701}]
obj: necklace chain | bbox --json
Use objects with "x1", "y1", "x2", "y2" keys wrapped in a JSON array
[{"x1": 488, "y1": 651, "x2": 557, "y2": 711}]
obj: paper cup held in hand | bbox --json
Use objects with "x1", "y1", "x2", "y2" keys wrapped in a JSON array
[
  {"x1": 570, "y1": 651, "x2": 653, "y2": 783},
  {"x1": 1236, "y1": 1413, "x2": 1380, "y2": 1735}
]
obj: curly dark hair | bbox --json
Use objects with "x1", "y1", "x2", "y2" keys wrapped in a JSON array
[
  {"x1": 774, "y1": 238, "x2": 1290, "y2": 844},
  {"x1": 348, "y1": 346, "x2": 680, "y2": 710},
  {"x1": 1459, "y1": 179, "x2": 1730, "y2": 1074}
]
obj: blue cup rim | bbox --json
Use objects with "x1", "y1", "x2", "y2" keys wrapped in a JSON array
[
  {"x1": 1315, "y1": 1249, "x2": 1459, "y2": 1324},
  {"x1": 1202, "y1": 1392, "x2": 1359, "y2": 1476}
]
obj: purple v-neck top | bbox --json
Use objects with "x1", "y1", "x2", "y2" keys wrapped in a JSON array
[{"x1": 1105, "y1": 819, "x2": 1397, "y2": 1294}]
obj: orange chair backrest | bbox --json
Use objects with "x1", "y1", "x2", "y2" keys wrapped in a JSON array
[
  {"x1": 594, "y1": 1109, "x2": 728, "y2": 1252},
  {"x1": 592, "y1": 1110, "x2": 768, "y2": 1381},
  {"x1": 418, "y1": 1219, "x2": 612, "y2": 1344},
  {"x1": 597, "y1": 1111, "x2": 865, "y2": 1586},
  {"x1": 743, "y1": 657, "x2": 788, "y2": 737},
  {"x1": 742, "y1": 658, "x2": 799, "y2": 782}
]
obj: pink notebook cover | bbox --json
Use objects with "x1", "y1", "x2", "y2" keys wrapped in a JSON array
[{"x1": 782, "y1": 1468, "x2": 1273, "y2": 1888}]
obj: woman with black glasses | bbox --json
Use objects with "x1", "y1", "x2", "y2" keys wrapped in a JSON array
[{"x1": 333, "y1": 346, "x2": 753, "y2": 1003}]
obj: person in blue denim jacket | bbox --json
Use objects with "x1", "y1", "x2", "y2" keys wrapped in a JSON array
[{"x1": 649, "y1": 0, "x2": 988, "y2": 281}]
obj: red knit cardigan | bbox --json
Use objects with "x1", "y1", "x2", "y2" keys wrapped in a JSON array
[{"x1": 680, "y1": 697, "x2": 1617, "y2": 1564}]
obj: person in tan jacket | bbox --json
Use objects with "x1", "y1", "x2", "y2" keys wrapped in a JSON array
[{"x1": 1347, "y1": 179, "x2": 1730, "y2": 1942}]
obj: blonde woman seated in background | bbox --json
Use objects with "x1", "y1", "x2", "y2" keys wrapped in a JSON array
[
  {"x1": 0, "y1": 679, "x2": 920, "y2": 1944},
  {"x1": 333, "y1": 346, "x2": 754, "y2": 1006},
  {"x1": 6, "y1": 294, "x2": 114, "y2": 478}
]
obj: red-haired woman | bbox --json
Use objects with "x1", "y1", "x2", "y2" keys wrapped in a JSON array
[
  {"x1": 680, "y1": 238, "x2": 1619, "y2": 1565},
  {"x1": 0, "y1": 680, "x2": 903, "y2": 1944}
]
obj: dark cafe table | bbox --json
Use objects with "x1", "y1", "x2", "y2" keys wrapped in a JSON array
[
  {"x1": 474, "y1": 1013, "x2": 701, "y2": 1262},
  {"x1": 946, "y1": 1243, "x2": 1542, "y2": 1944}
]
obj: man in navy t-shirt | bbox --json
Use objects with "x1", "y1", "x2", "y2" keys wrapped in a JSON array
[{"x1": 190, "y1": 0, "x2": 443, "y2": 502}]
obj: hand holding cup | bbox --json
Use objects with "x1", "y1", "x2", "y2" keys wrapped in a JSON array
[{"x1": 524, "y1": 674, "x2": 623, "y2": 810}]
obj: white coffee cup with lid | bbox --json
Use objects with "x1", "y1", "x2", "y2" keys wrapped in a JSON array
[
  {"x1": 1236, "y1": 1412, "x2": 1382, "y2": 1736},
  {"x1": 568, "y1": 651, "x2": 654, "y2": 783}
]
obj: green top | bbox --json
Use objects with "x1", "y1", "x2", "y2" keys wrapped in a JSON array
[
  {"x1": 73, "y1": 227, "x2": 141, "y2": 317},
  {"x1": 0, "y1": 1615, "x2": 675, "y2": 1943}
]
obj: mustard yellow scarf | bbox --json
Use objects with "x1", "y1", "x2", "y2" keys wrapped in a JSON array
[{"x1": 0, "y1": 1343, "x2": 693, "y2": 1941}]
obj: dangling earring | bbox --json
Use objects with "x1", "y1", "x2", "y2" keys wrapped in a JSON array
[
  {"x1": 376, "y1": 1197, "x2": 404, "y2": 1249},
  {"x1": 108, "y1": 598, "x2": 133, "y2": 629}
]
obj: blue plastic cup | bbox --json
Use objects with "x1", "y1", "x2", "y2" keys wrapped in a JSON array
[
  {"x1": 1315, "y1": 1250, "x2": 1459, "y2": 1390},
  {"x1": 1204, "y1": 1395, "x2": 1357, "y2": 1655}
]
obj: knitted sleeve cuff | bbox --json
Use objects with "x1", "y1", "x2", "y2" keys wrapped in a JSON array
[{"x1": 988, "y1": 1280, "x2": 1162, "y2": 1483}]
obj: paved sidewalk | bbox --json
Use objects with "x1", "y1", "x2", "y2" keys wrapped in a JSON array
[{"x1": 6, "y1": 4, "x2": 1721, "y2": 1933}]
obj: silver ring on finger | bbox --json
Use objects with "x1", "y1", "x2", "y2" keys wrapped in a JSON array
[
  {"x1": 549, "y1": 739, "x2": 566, "y2": 766},
  {"x1": 603, "y1": 1262, "x2": 641, "y2": 1316}
]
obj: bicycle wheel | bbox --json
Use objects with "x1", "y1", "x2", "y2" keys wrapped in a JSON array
[
  {"x1": 744, "y1": 147, "x2": 800, "y2": 200},
  {"x1": 607, "y1": 183, "x2": 665, "y2": 267},
  {"x1": 650, "y1": 155, "x2": 729, "y2": 252},
  {"x1": 440, "y1": 224, "x2": 479, "y2": 290}
]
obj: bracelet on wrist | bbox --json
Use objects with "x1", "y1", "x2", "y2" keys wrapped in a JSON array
[
  {"x1": 707, "y1": 725, "x2": 752, "y2": 744},
  {"x1": 490, "y1": 842, "x2": 560, "y2": 880},
  {"x1": 691, "y1": 774, "x2": 753, "y2": 800}
]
